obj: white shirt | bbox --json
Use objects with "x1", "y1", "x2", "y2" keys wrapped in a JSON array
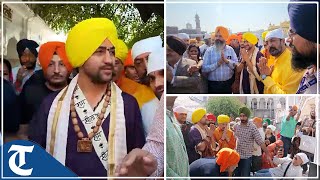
[
  {"x1": 269, "y1": 156, "x2": 303, "y2": 177},
  {"x1": 253, "y1": 127, "x2": 265, "y2": 156}
]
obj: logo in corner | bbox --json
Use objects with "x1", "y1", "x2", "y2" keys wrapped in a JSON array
[{"x1": 8, "y1": 145, "x2": 34, "y2": 176}]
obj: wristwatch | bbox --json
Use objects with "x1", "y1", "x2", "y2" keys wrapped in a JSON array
[{"x1": 261, "y1": 74, "x2": 267, "y2": 80}]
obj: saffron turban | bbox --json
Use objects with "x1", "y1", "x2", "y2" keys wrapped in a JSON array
[
  {"x1": 147, "y1": 47, "x2": 164, "y2": 75},
  {"x1": 217, "y1": 114, "x2": 230, "y2": 124},
  {"x1": 166, "y1": 36, "x2": 187, "y2": 56},
  {"x1": 288, "y1": 0, "x2": 317, "y2": 43},
  {"x1": 66, "y1": 18, "x2": 118, "y2": 68},
  {"x1": 239, "y1": 106, "x2": 251, "y2": 117},
  {"x1": 216, "y1": 148, "x2": 240, "y2": 172},
  {"x1": 38, "y1": 41, "x2": 73, "y2": 73},
  {"x1": 215, "y1": 26, "x2": 229, "y2": 41},
  {"x1": 131, "y1": 36, "x2": 162, "y2": 61},
  {"x1": 265, "y1": 28, "x2": 284, "y2": 41},
  {"x1": 226, "y1": 34, "x2": 240, "y2": 45},
  {"x1": 16, "y1": 39, "x2": 39, "y2": 58},
  {"x1": 292, "y1": 105, "x2": 298, "y2": 111},
  {"x1": 192, "y1": 108, "x2": 206, "y2": 124},
  {"x1": 114, "y1": 39, "x2": 128, "y2": 63},
  {"x1": 243, "y1": 32, "x2": 258, "y2": 45},
  {"x1": 262, "y1": 31, "x2": 269, "y2": 41},
  {"x1": 253, "y1": 117, "x2": 263, "y2": 123},
  {"x1": 124, "y1": 50, "x2": 134, "y2": 67}
]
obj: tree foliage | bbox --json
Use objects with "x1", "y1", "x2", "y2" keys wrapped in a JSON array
[
  {"x1": 25, "y1": 2, "x2": 163, "y2": 48},
  {"x1": 206, "y1": 97, "x2": 248, "y2": 118}
]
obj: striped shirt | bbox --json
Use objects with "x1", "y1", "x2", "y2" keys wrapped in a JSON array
[
  {"x1": 202, "y1": 45, "x2": 238, "y2": 81},
  {"x1": 234, "y1": 122, "x2": 264, "y2": 159}
]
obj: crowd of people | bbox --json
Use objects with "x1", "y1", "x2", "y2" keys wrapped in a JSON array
[
  {"x1": 1, "y1": 17, "x2": 164, "y2": 177},
  {"x1": 166, "y1": 97, "x2": 316, "y2": 178},
  {"x1": 166, "y1": 0, "x2": 317, "y2": 94}
]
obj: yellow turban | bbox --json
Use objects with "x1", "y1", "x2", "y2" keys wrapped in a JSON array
[
  {"x1": 262, "y1": 31, "x2": 269, "y2": 41},
  {"x1": 243, "y1": 32, "x2": 258, "y2": 45},
  {"x1": 215, "y1": 26, "x2": 229, "y2": 40},
  {"x1": 114, "y1": 39, "x2": 128, "y2": 63},
  {"x1": 217, "y1": 114, "x2": 230, "y2": 124},
  {"x1": 189, "y1": 39, "x2": 197, "y2": 44},
  {"x1": 66, "y1": 18, "x2": 118, "y2": 68},
  {"x1": 192, "y1": 108, "x2": 206, "y2": 124}
]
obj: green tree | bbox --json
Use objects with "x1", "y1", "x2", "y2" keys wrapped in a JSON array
[
  {"x1": 206, "y1": 97, "x2": 249, "y2": 118},
  {"x1": 25, "y1": 3, "x2": 163, "y2": 48}
]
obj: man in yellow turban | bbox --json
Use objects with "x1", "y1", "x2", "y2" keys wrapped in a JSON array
[
  {"x1": 213, "y1": 115, "x2": 236, "y2": 151},
  {"x1": 187, "y1": 108, "x2": 215, "y2": 164},
  {"x1": 28, "y1": 18, "x2": 147, "y2": 177},
  {"x1": 202, "y1": 26, "x2": 239, "y2": 94},
  {"x1": 114, "y1": 39, "x2": 159, "y2": 138},
  {"x1": 236, "y1": 32, "x2": 265, "y2": 94}
]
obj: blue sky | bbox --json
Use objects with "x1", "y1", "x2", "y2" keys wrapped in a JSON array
[{"x1": 166, "y1": 2, "x2": 290, "y2": 33}]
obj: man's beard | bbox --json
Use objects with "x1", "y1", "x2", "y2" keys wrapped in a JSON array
[
  {"x1": 85, "y1": 64, "x2": 115, "y2": 84},
  {"x1": 291, "y1": 44, "x2": 317, "y2": 71},
  {"x1": 215, "y1": 39, "x2": 225, "y2": 50},
  {"x1": 269, "y1": 46, "x2": 282, "y2": 56}
]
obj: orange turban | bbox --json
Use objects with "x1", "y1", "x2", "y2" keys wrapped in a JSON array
[
  {"x1": 253, "y1": 117, "x2": 263, "y2": 123},
  {"x1": 226, "y1": 34, "x2": 240, "y2": 45},
  {"x1": 292, "y1": 105, "x2": 298, "y2": 111},
  {"x1": 216, "y1": 148, "x2": 240, "y2": 172},
  {"x1": 124, "y1": 49, "x2": 134, "y2": 67},
  {"x1": 38, "y1": 41, "x2": 73, "y2": 73},
  {"x1": 215, "y1": 26, "x2": 229, "y2": 40}
]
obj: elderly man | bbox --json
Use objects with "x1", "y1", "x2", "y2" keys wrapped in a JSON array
[
  {"x1": 29, "y1": 18, "x2": 146, "y2": 177},
  {"x1": 147, "y1": 48, "x2": 164, "y2": 99},
  {"x1": 234, "y1": 107, "x2": 271, "y2": 177},
  {"x1": 202, "y1": 26, "x2": 238, "y2": 94},
  {"x1": 19, "y1": 41, "x2": 72, "y2": 139},
  {"x1": 13, "y1": 39, "x2": 41, "y2": 93},
  {"x1": 173, "y1": 105, "x2": 193, "y2": 150},
  {"x1": 236, "y1": 32, "x2": 264, "y2": 94},
  {"x1": 132, "y1": 36, "x2": 162, "y2": 85},
  {"x1": 166, "y1": 36, "x2": 200, "y2": 94},
  {"x1": 258, "y1": 28, "x2": 306, "y2": 94},
  {"x1": 287, "y1": 0, "x2": 318, "y2": 94}
]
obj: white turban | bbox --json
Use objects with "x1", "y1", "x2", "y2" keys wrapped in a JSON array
[
  {"x1": 203, "y1": 33, "x2": 211, "y2": 40},
  {"x1": 296, "y1": 153, "x2": 309, "y2": 165},
  {"x1": 173, "y1": 106, "x2": 188, "y2": 114},
  {"x1": 177, "y1": 33, "x2": 190, "y2": 40},
  {"x1": 147, "y1": 47, "x2": 164, "y2": 75},
  {"x1": 131, "y1": 36, "x2": 162, "y2": 61},
  {"x1": 267, "y1": 125, "x2": 276, "y2": 132},
  {"x1": 265, "y1": 28, "x2": 284, "y2": 41}
]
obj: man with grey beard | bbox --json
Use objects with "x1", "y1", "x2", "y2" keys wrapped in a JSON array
[
  {"x1": 202, "y1": 26, "x2": 238, "y2": 94},
  {"x1": 287, "y1": 0, "x2": 317, "y2": 94}
]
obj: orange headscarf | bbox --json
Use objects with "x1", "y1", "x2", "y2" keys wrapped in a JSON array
[
  {"x1": 38, "y1": 41, "x2": 72, "y2": 73},
  {"x1": 226, "y1": 34, "x2": 240, "y2": 45},
  {"x1": 253, "y1": 117, "x2": 263, "y2": 123},
  {"x1": 124, "y1": 49, "x2": 134, "y2": 67},
  {"x1": 216, "y1": 148, "x2": 240, "y2": 172},
  {"x1": 215, "y1": 26, "x2": 229, "y2": 41}
]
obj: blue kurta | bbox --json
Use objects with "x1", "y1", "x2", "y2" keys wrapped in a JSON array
[{"x1": 29, "y1": 91, "x2": 145, "y2": 176}]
